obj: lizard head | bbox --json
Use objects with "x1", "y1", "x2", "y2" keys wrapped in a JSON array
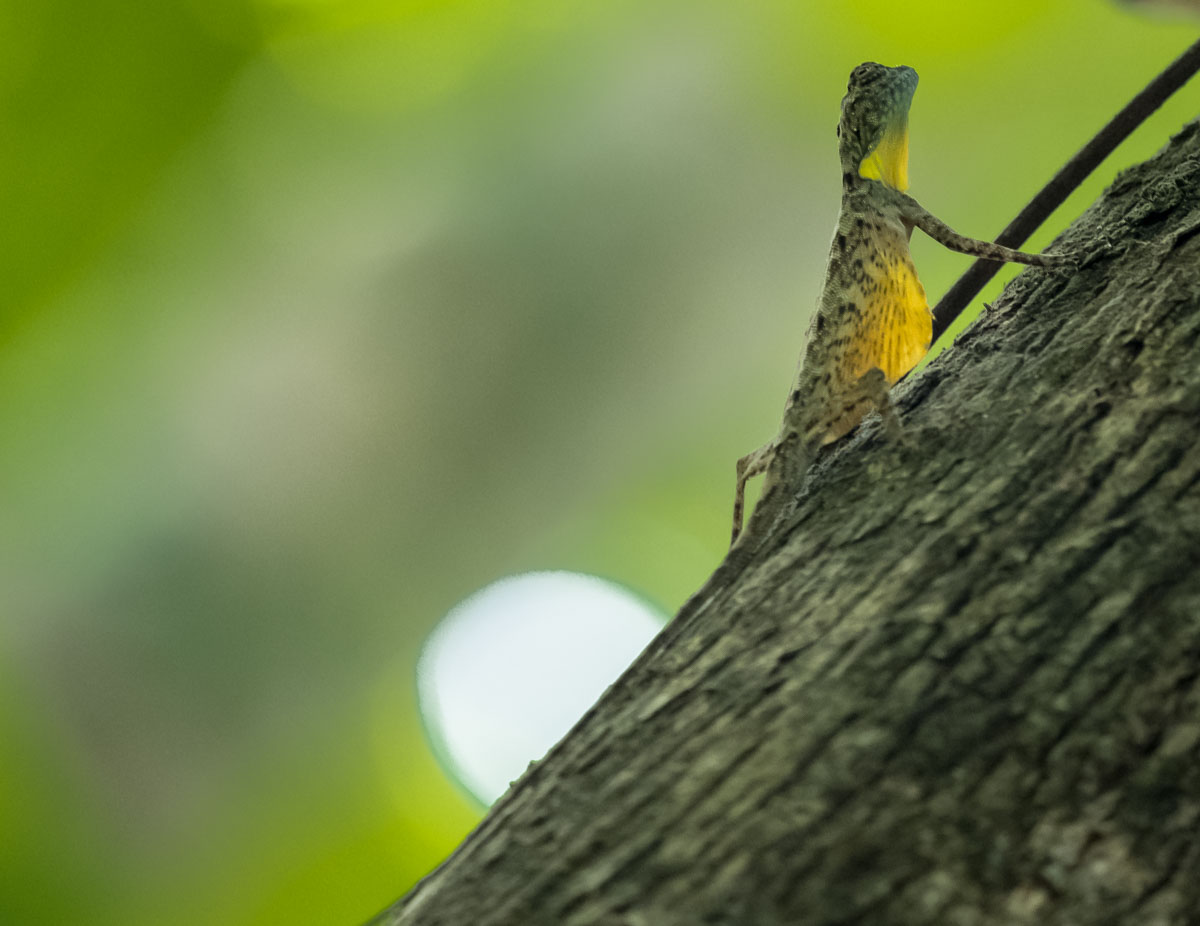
[{"x1": 837, "y1": 62, "x2": 918, "y2": 191}]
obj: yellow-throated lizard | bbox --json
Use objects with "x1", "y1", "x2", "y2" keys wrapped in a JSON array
[{"x1": 728, "y1": 62, "x2": 1066, "y2": 562}]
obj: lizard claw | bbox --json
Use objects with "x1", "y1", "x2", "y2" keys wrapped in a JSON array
[{"x1": 1039, "y1": 249, "x2": 1080, "y2": 269}]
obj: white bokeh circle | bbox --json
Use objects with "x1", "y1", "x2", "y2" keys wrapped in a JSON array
[{"x1": 417, "y1": 571, "x2": 666, "y2": 805}]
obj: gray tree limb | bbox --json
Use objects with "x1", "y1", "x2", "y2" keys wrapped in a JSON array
[{"x1": 375, "y1": 119, "x2": 1200, "y2": 926}]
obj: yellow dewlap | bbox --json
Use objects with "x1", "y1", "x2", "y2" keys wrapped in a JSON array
[{"x1": 858, "y1": 120, "x2": 910, "y2": 191}]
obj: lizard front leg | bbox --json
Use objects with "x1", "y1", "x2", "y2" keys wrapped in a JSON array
[{"x1": 892, "y1": 190, "x2": 1066, "y2": 266}]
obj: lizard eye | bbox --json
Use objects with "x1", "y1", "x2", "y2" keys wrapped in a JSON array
[{"x1": 836, "y1": 124, "x2": 841, "y2": 138}]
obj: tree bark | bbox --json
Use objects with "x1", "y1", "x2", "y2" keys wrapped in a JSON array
[{"x1": 375, "y1": 120, "x2": 1200, "y2": 926}]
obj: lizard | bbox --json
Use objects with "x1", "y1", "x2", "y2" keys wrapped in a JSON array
[{"x1": 727, "y1": 62, "x2": 1067, "y2": 566}]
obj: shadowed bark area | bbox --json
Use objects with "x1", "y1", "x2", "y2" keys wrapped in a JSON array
[{"x1": 376, "y1": 120, "x2": 1200, "y2": 926}]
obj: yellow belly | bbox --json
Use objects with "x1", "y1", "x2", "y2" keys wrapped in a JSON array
[
  {"x1": 816, "y1": 253, "x2": 931, "y2": 444},
  {"x1": 845, "y1": 254, "x2": 931, "y2": 385}
]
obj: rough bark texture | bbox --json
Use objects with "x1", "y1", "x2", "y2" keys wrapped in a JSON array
[{"x1": 376, "y1": 121, "x2": 1200, "y2": 926}]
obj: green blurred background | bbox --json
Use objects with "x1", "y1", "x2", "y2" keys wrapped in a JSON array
[{"x1": 1, "y1": 0, "x2": 1195, "y2": 922}]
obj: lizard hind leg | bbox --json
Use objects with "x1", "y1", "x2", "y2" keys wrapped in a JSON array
[
  {"x1": 732, "y1": 441, "x2": 776, "y2": 546},
  {"x1": 846, "y1": 365, "x2": 910, "y2": 447},
  {"x1": 823, "y1": 365, "x2": 910, "y2": 449}
]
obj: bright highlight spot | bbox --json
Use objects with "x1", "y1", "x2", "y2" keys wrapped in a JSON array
[{"x1": 417, "y1": 571, "x2": 666, "y2": 805}]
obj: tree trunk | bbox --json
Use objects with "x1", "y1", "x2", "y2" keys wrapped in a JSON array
[{"x1": 375, "y1": 120, "x2": 1200, "y2": 926}]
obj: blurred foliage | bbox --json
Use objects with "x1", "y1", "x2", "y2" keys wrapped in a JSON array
[{"x1": 0, "y1": 0, "x2": 1195, "y2": 922}]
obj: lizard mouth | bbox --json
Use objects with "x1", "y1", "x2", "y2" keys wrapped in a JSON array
[{"x1": 858, "y1": 113, "x2": 910, "y2": 191}]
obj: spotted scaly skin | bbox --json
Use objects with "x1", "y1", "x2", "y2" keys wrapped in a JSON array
[{"x1": 730, "y1": 62, "x2": 1066, "y2": 550}]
